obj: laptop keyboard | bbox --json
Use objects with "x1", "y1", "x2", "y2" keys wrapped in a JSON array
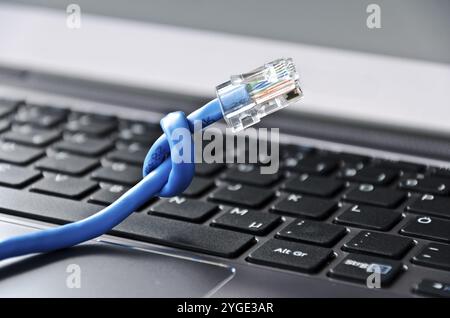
[{"x1": 0, "y1": 98, "x2": 450, "y2": 296}]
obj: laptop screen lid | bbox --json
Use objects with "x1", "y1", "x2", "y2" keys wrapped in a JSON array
[{"x1": 0, "y1": 1, "x2": 449, "y2": 134}]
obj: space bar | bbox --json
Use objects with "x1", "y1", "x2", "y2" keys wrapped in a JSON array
[
  {"x1": 112, "y1": 214, "x2": 256, "y2": 258},
  {"x1": 0, "y1": 187, "x2": 102, "y2": 224},
  {"x1": 0, "y1": 188, "x2": 255, "y2": 258}
]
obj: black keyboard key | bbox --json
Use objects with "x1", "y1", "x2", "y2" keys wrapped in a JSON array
[
  {"x1": 118, "y1": 133, "x2": 159, "y2": 147},
  {"x1": 91, "y1": 163, "x2": 142, "y2": 186},
  {"x1": 339, "y1": 167, "x2": 397, "y2": 185},
  {"x1": 195, "y1": 162, "x2": 225, "y2": 176},
  {"x1": 277, "y1": 219, "x2": 346, "y2": 247},
  {"x1": 282, "y1": 174, "x2": 344, "y2": 197},
  {"x1": 30, "y1": 174, "x2": 98, "y2": 199},
  {"x1": 343, "y1": 184, "x2": 406, "y2": 208},
  {"x1": 70, "y1": 112, "x2": 116, "y2": 122},
  {"x1": 2, "y1": 125, "x2": 61, "y2": 147},
  {"x1": 329, "y1": 254, "x2": 403, "y2": 286},
  {"x1": 209, "y1": 184, "x2": 273, "y2": 208},
  {"x1": 343, "y1": 231, "x2": 414, "y2": 259},
  {"x1": 412, "y1": 243, "x2": 450, "y2": 271},
  {"x1": 182, "y1": 177, "x2": 214, "y2": 197},
  {"x1": 35, "y1": 152, "x2": 98, "y2": 175},
  {"x1": 281, "y1": 143, "x2": 314, "y2": 159},
  {"x1": 0, "y1": 141, "x2": 44, "y2": 165},
  {"x1": 15, "y1": 105, "x2": 67, "y2": 128},
  {"x1": 374, "y1": 160, "x2": 425, "y2": 173},
  {"x1": 66, "y1": 114, "x2": 117, "y2": 136},
  {"x1": 0, "y1": 119, "x2": 10, "y2": 133},
  {"x1": 212, "y1": 207, "x2": 281, "y2": 235},
  {"x1": 107, "y1": 144, "x2": 147, "y2": 165},
  {"x1": 0, "y1": 187, "x2": 102, "y2": 224},
  {"x1": 118, "y1": 121, "x2": 160, "y2": 145},
  {"x1": 0, "y1": 99, "x2": 19, "y2": 117},
  {"x1": 113, "y1": 214, "x2": 255, "y2": 258},
  {"x1": 407, "y1": 194, "x2": 450, "y2": 219},
  {"x1": 120, "y1": 120, "x2": 159, "y2": 136},
  {"x1": 247, "y1": 239, "x2": 334, "y2": 273},
  {"x1": 0, "y1": 163, "x2": 41, "y2": 187},
  {"x1": 54, "y1": 134, "x2": 114, "y2": 156},
  {"x1": 335, "y1": 204, "x2": 402, "y2": 231},
  {"x1": 432, "y1": 168, "x2": 450, "y2": 179},
  {"x1": 401, "y1": 216, "x2": 450, "y2": 243},
  {"x1": 222, "y1": 164, "x2": 281, "y2": 187},
  {"x1": 325, "y1": 152, "x2": 369, "y2": 167},
  {"x1": 399, "y1": 176, "x2": 450, "y2": 195},
  {"x1": 415, "y1": 279, "x2": 450, "y2": 298},
  {"x1": 271, "y1": 194, "x2": 336, "y2": 219},
  {"x1": 88, "y1": 184, "x2": 129, "y2": 205},
  {"x1": 284, "y1": 155, "x2": 338, "y2": 175},
  {"x1": 149, "y1": 197, "x2": 218, "y2": 222}
]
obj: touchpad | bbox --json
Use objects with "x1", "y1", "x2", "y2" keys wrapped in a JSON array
[{"x1": 0, "y1": 221, "x2": 234, "y2": 297}]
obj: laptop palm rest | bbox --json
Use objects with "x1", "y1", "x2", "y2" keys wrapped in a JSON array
[{"x1": 0, "y1": 220, "x2": 234, "y2": 297}]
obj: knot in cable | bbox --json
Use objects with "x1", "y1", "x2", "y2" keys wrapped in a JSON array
[{"x1": 142, "y1": 111, "x2": 195, "y2": 197}]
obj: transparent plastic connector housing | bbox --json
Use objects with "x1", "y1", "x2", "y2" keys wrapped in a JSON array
[{"x1": 216, "y1": 58, "x2": 302, "y2": 132}]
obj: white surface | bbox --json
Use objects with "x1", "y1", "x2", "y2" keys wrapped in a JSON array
[{"x1": 0, "y1": 4, "x2": 449, "y2": 133}]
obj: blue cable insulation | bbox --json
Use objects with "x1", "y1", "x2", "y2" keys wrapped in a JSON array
[{"x1": 0, "y1": 98, "x2": 223, "y2": 261}]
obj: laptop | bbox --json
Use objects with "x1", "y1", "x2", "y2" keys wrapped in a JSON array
[{"x1": 0, "y1": 1, "x2": 449, "y2": 297}]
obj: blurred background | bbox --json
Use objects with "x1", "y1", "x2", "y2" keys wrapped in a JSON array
[
  {"x1": 2, "y1": 0, "x2": 450, "y2": 64},
  {"x1": 0, "y1": 0, "x2": 449, "y2": 133}
]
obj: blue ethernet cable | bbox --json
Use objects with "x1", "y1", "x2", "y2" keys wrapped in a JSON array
[{"x1": 0, "y1": 58, "x2": 302, "y2": 261}]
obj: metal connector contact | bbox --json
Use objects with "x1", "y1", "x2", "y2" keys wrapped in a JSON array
[{"x1": 216, "y1": 58, "x2": 302, "y2": 132}]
